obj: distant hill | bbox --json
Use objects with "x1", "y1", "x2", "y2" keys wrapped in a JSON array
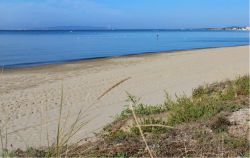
[
  {"x1": 1, "y1": 26, "x2": 249, "y2": 31},
  {"x1": 33, "y1": 26, "x2": 110, "y2": 30}
]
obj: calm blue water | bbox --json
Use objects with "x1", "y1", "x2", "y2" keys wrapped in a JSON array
[{"x1": 0, "y1": 30, "x2": 249, "y2": 68}]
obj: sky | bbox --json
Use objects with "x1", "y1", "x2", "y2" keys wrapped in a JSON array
[{"x1": 0, "y1": 0, "x2": 249, "y2": 29}]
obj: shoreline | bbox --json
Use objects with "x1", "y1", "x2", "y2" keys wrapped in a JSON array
[
  {"x1": 0, "y1": 45, "x2": 249, "y2": 149},
  {"x1": 3, "y1": 44, "x2": 250, "y2": 70}
]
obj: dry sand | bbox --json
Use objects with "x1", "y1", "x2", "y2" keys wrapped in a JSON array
[{"x1": 0, "y1": 46, "x2": 249, "y2": 149}]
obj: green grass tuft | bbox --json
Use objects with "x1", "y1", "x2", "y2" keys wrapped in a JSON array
[
  {"x1": 166, "y1": 75, "x2": 249, "y2": 126},
  {"x1": 11, "y1": 75, "x2": 250, "y2": 157}
]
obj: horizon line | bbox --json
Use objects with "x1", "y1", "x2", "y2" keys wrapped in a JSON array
[{"x1": 0, "y1": 26, "x2": 249, "y2": 31}]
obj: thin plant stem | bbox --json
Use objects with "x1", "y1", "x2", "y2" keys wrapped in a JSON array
[
  {"x1": 1, "y1": 65, "x2": 3, "y2": 76},
  {"x1": 45, "y1": 94, "x2": 50, "y2": 147},
  {"x1": 138, "y1": 124, "x2": 173, "y2": 129},
  {"x1": 221, "y1": 135, "x2": 224, "y2": 157},
  {"x1": 0, "y1": 67, "x2": 4, "y2": 156},
  {"x1": 0, "y1": 129, "x2": 4, "y2": 157},
  {"x1": 129, "y1": 103, "x2": 153, "y2": 158},
  {"x1": 5, "y1": 128, "x2": 7, "y2": 153},
  {"x1": 56, "y1": 82, "x2": 64, "y2": 157}
]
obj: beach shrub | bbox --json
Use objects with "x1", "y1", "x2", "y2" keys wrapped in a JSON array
[
  {"x1": 13, "y1": 75, "x2": 250, "y2": 157},
  {"x1": 193, "y1": 75, "x2": 249, "y2": 99},
  {"x1": 166, "y1": 75, "x2": 249, "y2": 126},
  {"x1": 235, "y1": 75, "x2": 249, "y2": 95},
  {"x1": 165, "y1": 95, "x2": 220, "y2": 125},
  {"x1": 83, "y1": 75, "x2": 250, "y2": 157}
]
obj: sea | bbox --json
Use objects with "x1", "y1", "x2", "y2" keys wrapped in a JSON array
[{"x1": 0, "y1": 30, "x2": 249, "y2": 68}]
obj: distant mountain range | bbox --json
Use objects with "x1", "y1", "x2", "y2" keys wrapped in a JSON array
[
  {"x1": 0, "y1": 26, "x2": 249, "y2": 31},
  {"x1": 33, "y1": 26, "x2": 250, "y2": 31},
  {"x1": 33, "y1": 26, "x2": 110, "y2": 30}
]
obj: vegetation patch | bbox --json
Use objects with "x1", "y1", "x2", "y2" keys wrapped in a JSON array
[{"x1": 11, "y1": 75, "x2": 249, "y2": 157}]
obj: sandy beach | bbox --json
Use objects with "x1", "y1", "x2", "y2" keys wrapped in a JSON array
[{"x1": 0, "y1": 45, "x2": 249, "y2": 149}]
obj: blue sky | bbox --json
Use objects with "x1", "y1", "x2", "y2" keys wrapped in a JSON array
[{"x1": 0, "y1": 0, "x2": 249, "y2": 29}]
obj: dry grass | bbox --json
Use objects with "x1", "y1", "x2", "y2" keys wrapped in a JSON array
[
  {"x1": 59, "y1": 75, "x2": 249, "y2": 157},
  {"x1": 129, "y1": 102, "x2": 153, "y2": 158},
  {"x1": 0, "y1": 66, "x2": 13, "y2": 157},
  {"x1": 55, "y1": 82, "x2": 64, "y2": 157},
  {"x1": 3, "y1": 75, "x2": 250, "y2": 157},
  {"x1": 6, "y1": 76, "x2": 131, "y2": 157}
]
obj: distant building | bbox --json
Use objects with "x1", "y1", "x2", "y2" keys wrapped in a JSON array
[{"x1": 223, "y1": 26, "x2": 250, "y2": 31}]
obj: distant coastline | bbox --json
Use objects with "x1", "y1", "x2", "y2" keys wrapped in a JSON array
[
  {"x1": 0, "y1": 26, "x2": 250, "y2": 31},
  {"x1": 207, "y1": 26, "x2": 250, "y2": 31}
]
